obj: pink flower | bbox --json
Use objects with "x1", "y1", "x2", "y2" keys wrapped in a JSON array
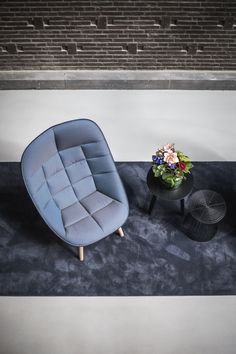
[
  {"x1": 164, "y1": 151, "x2": 179, "y2": 164},
  {"x1": 163, "y1": 143, "x2": 175, "y2": 152},
  {"x1": 179, "y1": 162, "x2": 186, "y2": 170}
]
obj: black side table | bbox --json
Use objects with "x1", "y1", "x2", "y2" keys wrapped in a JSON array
[
  {"x1": 183, "y1": 189, "x2": 227, "y2": 242},
  {"x1": 147, "y1": 168, "x2": 194, "y2": 215}
]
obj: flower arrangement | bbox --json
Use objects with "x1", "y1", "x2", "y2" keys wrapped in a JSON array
[{"x1": 152, "y1": 143, "x2": 193, "y2": 189}]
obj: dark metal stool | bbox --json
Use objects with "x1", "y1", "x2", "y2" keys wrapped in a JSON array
[{"x1": 183, "y1": 190, "x2": 227, "y2": 242}]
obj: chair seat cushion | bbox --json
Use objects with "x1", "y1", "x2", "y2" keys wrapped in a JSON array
[
  {"x1": 21, "y1": 119, "x2": 129, "y2": 246},
  {"x1": 63, "y1": 192, "x2": 127, "y2": 246}
]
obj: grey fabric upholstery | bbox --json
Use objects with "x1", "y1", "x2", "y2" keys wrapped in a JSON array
[{"x1": 21, "y1": 119, "x2": 129, "y2": 247}]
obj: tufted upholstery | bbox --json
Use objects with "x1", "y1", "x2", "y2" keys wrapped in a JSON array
[{"x1": 21, "y1": 119, "x2": 129, "y2": 247}]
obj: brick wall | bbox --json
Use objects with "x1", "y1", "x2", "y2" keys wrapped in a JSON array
[{"x1": 0, "y1": 0, "x2": 235, "y2": 70}]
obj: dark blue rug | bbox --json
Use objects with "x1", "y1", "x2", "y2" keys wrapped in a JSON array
[{"x1": 0, "y1": 162, "x2": 236, "y2": 295}]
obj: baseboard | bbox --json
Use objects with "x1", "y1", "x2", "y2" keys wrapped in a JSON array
[{"x1": 0, "y1": 70, "x2": 236, "y2": 90}]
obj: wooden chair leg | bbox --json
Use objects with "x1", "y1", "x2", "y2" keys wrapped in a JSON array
[
  {"x1": 78, "y1": 246, "x2": 84, "y2": 261},
  {"x1": 117, "y1": 227, "x2": 124, "y2": 237}
]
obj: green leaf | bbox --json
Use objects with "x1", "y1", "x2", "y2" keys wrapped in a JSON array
[
  {"x1": 183, "y1": 162, "x2": 193, "y2": 173},
  {"x1": 178, "y1": 171, "x2": 185, "y2": 177},
  {"x1": 177, "y1": 150, "x2": 191, "y2": 163},
  {"x1": 162, "y1": 173, "x2": 174, "y2": 183},
  {"x1": 152, "y1": 165, "x2": 160, "y2": 177}
]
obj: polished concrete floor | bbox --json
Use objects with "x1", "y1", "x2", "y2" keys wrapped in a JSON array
[
  {"x1": 0, "y1": 296, "x2": 236, "y2": 354},
  {"x1": 0, "y1": 90, "x2": 236, "y2": 162}
]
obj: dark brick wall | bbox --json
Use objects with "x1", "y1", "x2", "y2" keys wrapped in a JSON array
[{"x1": 0, "y1": 0, "x2": 235, "y2": 70}]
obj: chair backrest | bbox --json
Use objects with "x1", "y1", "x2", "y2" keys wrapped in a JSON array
[{"x1": 21, "y1": 119, "x2": 128, "y2": 243}]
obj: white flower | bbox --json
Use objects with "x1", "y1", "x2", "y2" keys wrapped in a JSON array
[
  {"x1": 163, "y1": 143, "x2": 175, "y2": 152},
  {"x1": 164, "y1": 151, "x2": 179, "y2": 164}
]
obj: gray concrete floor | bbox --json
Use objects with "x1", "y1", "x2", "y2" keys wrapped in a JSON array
[
  {"x1": 0, "y1": 296, "x2": 236, "y2": 354},
  {"x1": 0, "y1": 90, "x2": 236, "y2": 161}
]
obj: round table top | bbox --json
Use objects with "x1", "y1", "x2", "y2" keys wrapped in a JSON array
[
  {"x1": 147, "y1": 167, "x2": 194, "y2": 201},
  {"x1": 188, "y1": 189, "x2": 226, "y2": 224}
]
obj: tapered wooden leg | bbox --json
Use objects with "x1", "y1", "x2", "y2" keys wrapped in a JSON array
[
  {"x1": 78, "y1": 246, "x2": 84, "y2": 261},
  {"x1": 117, "y1": 227, "x2": 124, "y2": 237}
]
